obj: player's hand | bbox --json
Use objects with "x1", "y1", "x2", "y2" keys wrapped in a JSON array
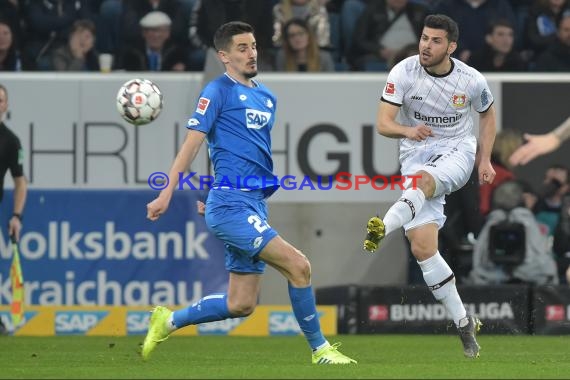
[
  {"x1": 146, "y1": 196, "x2": 170, "y2": 221},
  {"x1": 8, "y1": 217, "x2": 21, "y2": 242},
  {"x1": 406, "y1": 125, "x2": 434, "y2": 142},
  {"x1": 196, "y1": 201, "x2": 206, "y2": 216},
  {"x1": 478, "y1": 159, "x2": 496, "y2": 185},
  {"x1": 508, "y1": 133, "x2": 561, "y2": 166}
]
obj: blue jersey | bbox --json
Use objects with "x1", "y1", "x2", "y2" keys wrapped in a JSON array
[{"x1": 187, "y1": 73, "x2": 279, "y2": 197}]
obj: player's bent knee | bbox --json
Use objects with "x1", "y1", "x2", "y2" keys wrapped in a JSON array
[
  {"x1": 413, "y1": 170, "x2": 436, "y2": 198},
  {"x1": 290, "y1": 250, "x2": 312, "y2": 285},
  {"x1": 410, "y1": 241, "x2": 437, "y2": 261}
]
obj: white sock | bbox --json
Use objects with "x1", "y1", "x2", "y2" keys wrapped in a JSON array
[
  {"x1": 383, "y1": 188, "x2": 426, "y2": 235},
  {"x1": 418, "y1": 251, "x2": 467, "y2": 327},
  {"x1": 313, "y1": 341, "x2": 330, "y2": 352},
  {"x1": 166, "y1": 313, "x2": 178, "y2": 333}
]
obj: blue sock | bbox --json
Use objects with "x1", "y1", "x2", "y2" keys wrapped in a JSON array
[
  {"x1": 172, "y1": 293, "x2": 232, "y2": 328},
  {"x1": 288, "y1": 283, "x2": 327, "y2": 350}
]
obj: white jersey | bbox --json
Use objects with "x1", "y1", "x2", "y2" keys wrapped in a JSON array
[{"x1": 381, "y1": 55, "x2": 494, "y2": 160}]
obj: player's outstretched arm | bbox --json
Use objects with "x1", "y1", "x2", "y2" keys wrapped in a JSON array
[
  {"x1": 477, "y1": 104, "x2": 497, "y2": 185},
  {"x1": 509, "y1": 117, "x2": 570, "y2": 166},
  {"x1": 147, "y1": 130, "x2": 206, "y2": 221},
  {"x1": 376, "y1": 101, "x2": 433, "y2": 141}
]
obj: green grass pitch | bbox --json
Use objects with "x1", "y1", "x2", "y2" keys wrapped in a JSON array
[{"x1": 1, "y1": 335, "x2": 569, "y2": 379}]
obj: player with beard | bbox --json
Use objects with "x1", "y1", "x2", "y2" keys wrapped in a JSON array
[
  {"x1": 362, "y1": 14, "x2": 496, "y2": 358},
  {"x1": 141, "y1": 21, "x2": 356, "y2": 365}
]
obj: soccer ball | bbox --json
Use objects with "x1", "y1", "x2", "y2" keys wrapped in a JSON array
[{"x1": 116, "y1": 78, "x2": 163, "y2": 125}]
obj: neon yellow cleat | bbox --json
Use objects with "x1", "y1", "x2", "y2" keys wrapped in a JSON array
[
  {"x1": 312, "y1": 342, "x2": 357, "y2": 364},
  {"x1": 363, "y1": 216, "x2": 385, "y2": 253},
  {"x1": 141, "y1": 306, "x2": 172, "y2": 361}
]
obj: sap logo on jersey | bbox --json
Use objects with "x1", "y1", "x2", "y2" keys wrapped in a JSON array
[
  {"x1": 55, "y1": 311, "x2": 109, "y2": 335},
  {"x1": 245, "y1": 109, "x2": 271, "y2": 129},
  {"x1": 198, "y1": 317, "x2": 245, "y2": 335},
  {"x1": 127, "y1": 311, "x2": 150, "y2": 334}
]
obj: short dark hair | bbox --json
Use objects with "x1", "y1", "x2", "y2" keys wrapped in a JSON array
[
  {"x1": 213, "y1": 21, "x2": 254, "y2": 52},
  {"x1": 71, "y1": 19, "x2": 96, "y2": 35},
  {"x1": 424, "y1": 14, "x2": 459, "y2": 43},
  {"x1": 486, "y1": 18, "x2": 514, "y2": 35}
]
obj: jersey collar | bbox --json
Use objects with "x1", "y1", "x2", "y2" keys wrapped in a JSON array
[{"x1": 224, "y1": 72, "x2": 259, "y2": 87}]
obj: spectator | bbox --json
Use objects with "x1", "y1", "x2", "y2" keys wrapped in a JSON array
[
  {"x1": 0, "y1": 19, "x2": 34, "y2": 71},
  {"x1": 534, "y1": 10, "x2": 570, "y2": 71},
  {"x1": 390, "y1": 42, "x2": 419, "y2": 68},
  {"x1": 0, "y1": 0, "x2": 24, "y2": 46},
  {"x1": 348, "y1": 0, "x2": 428, "y2": 71},
  {"x1": 116, "y1": 11, "x2": 187, "y2": 71},
  {"x1": 435, "y1": 0, "x2": 517, "y2": 62},
  {"x1": 339, "y1": 0, "x2": 367, "y2": 62},
  {"x1": 533, "y1": 164, "x2": 569, "y2": 236},
  {"x1": 272, "y1": 0, "x2": 331, "y2": 48},
  {"x1": 507, "y1": 0, "x2": 533, "y2": 48},
  {"x1": 121, "y1": 0, "x2": 189, "y2": 48},
  {"x1": 96, "y1": 0, "x2": 122, "y2": 54},
  {"x1": 553, "y1": 193, "x2": 570, "y2": 283},
  {"x1": 275, "y1": 18, "x2": 335, "y2": 71},
  {"x1": 51, "y1": 19, "x2": 99, "y2": 71},
  {"x1": 23, "y1": 0, "x2": 96, "y2": 70},
  {"x1": 479, "y1": 129, "x2": 522, "y2": 216},
  {"x1": 525, "y1": 0, "x2": 570, "y2": 57},
  {"x1": 189, "y1": 0, "x2": 274, "y2": 71},
  {"x1": 468, "y1": 19, "x2": 526, "y2": 71}
]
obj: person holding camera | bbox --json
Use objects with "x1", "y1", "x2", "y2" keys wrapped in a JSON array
[
  {"x1": 553, "y1": 194, "x2": 570, "y2": 284},
  {"x1": 533, "y1": 164, "x2": 570, "y2": 237},
  {"x1": 468, "y1": 180, "x2": 559, "y2": 286}
]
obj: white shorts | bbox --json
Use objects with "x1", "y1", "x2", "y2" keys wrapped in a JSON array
[{"x1": 399, "y1": 140, "x2": 476, "y2": 231}]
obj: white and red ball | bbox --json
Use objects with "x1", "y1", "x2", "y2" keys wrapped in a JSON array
[{"x1": 116, "y1": 78, "x2": 163, "y2": 125}]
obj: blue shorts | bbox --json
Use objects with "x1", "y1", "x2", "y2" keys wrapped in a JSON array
[{"x1": 205, "y1": 189, "x2": 278, "y2": 274}]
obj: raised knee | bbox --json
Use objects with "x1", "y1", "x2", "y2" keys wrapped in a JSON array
[
  {"x1": 414, "y1": 171, "x2": 435, "y2": 198},
  {"x1": 291, "y1": 249, "x2": 312, "y2": 284},
  {"x1": 411, "y1": 241, "x2": 434, "y2": 261}
]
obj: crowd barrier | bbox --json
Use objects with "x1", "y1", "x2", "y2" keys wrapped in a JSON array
[{"x1": 316, "y1": 285, "x2": 570, "y2": 335}]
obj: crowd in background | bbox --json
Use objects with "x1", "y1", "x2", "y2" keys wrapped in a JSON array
[
  {"x1": 0, "y1": 0, "x2": 569, "y2": 73},
  {"x1": 1, "y1": 0, "x2": 569, "y2": 282}
]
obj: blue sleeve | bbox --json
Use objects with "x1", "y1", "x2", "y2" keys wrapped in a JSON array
[{"x1": 186, "y1": 82, "x2": 223, "y2": 134}]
